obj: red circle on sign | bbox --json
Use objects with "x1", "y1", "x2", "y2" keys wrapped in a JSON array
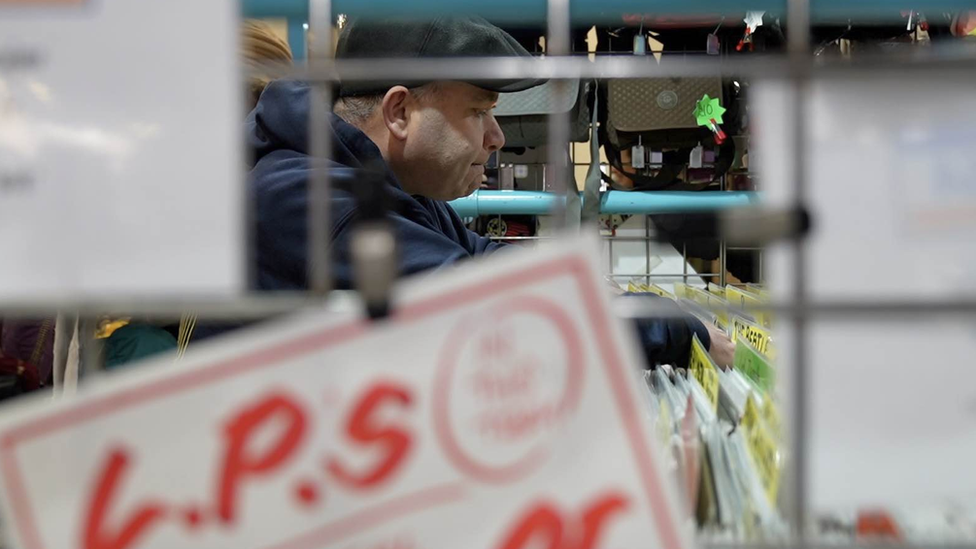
[{"x1": 432, "y1": 296, "x2": 584, "y2": 484}]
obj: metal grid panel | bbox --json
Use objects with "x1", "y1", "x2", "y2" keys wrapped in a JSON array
[{"x1": 5, "y1": 1, "x2": 976, "y2": 547}]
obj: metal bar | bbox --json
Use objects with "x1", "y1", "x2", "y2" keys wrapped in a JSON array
[
  {"x1": 611, "y1": 273, "x2": 723, "y2": 278},
  {"x1": 788, "y1": 0, "x2": 812, "y2": 58},
  {"x1": 546, "y1": 0, "x2": 572, "y2": 229},
  {"x1": 720, "y1": 173, "x2": 728, "y2": 287},
  {"x1": 0, "y1": 295, "x2": 321, "y2": 321},
  {"x1": 719, "y1": 241, "x2": 727, "y2": 287},
  {"x1": 598, "y1": 235, "x2": 671, "y2": 242},
  {"x1": 703, "y1": 543, "x2": 976, "y2": 549},
  {"x1": 308, "y1": 0, "x2": 332, "y2": 57},
  {"x1": 489, "y1": 236, "x2": 554, "y2": 241},
  {"x1": 645, "y1": 216, "x2": 652, "y2": 289},
  {"x1": 489, "y1": 235, "x2": 685, "y2": 241},
  {"x1": 488, "y1": 235, "x2": 735, "y2": 243},
  {"x1": 614, "y1": 299, "x2": 976, "y2": 319},
  {"x1": 243, "y1": 49, "x2": 976, "y2": 84},
  {"x1": 760, "y1": 249, "x2": 765, "y2": 284},
  {"x1": 683, "y1": 242, "x2": 689, "y2": 283},
  {"x1": 4, "y1": 297, "x2": 976, "y2": 321},
  {"x1": 787, "y1": 0, "x2": 812, "y2": 539},
  {"x1": 80, "y1": 317, "x2": 102, "y2": 377},
  {"x1": 545, "y1": 0, "x2": 570, "y2": 59},
  {"x1": 307, "y1": 0, "x2": 333, "y2": 295}
]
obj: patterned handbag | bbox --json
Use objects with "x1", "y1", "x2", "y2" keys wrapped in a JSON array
[
  {"x1": 602, "y1": 77, "x2": 738, "y2": 191},
  {"x1": 493, "y1": 79, "x2": 593, "y2": 147}
]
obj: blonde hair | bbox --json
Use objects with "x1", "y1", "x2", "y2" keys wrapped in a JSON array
[{"x1": 242, "y1": 20, "x2": 293, "y2": 112}]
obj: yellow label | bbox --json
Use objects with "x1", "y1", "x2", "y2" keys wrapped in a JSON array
[
  {"x1": 731, "y1": 316, "x2": 774, "y2": 358},
  {"x1": 726, "y1": 285, "x2": 770, "y2": 328},
  {"x1": 95, "y1": 318, "x2": 131, "y2": 339},
  {"x1": 689, "y1": 286, "x2": 713, "y2": 309},
  {"x1": 707, "y1": 283, "x2": 725, "y2": 296},
  {"x1": 626, "y1": 282, "x2": 676, "y2": 301},
  {"x1": 762, "y1": 398, "x2": 783, "y2": 439},
  {"x1": 688, "y1": 335, "x2": 720, "y2": 412},
  {"x1": 689, "y1": 286, "x2": 731, "y2": 329},
  {"x1": 742, "y1": 394, "x2": 761, "y2": 428},
  {"x1": 707, "y1": 295, "x2": 731, "y2": 331},
  {"x1": 743, "y1": 396, "x2": 781, "y2": 506},
  {"x1": 647, "y1": 284, "x2": 676, "y2": 300},
  {"x1": 746, "y1": 284, "x2": 770, "y2": 300},
  {"x1": 673, "y1": 282, "x2": 690, "y2": 300}
]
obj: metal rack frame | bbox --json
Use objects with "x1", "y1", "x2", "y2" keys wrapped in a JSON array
[{"x1": 6, "y1": 0, "x2": 976, "y2": 547}]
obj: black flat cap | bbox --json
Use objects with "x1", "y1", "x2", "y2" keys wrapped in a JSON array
[{"x1": 336, "y1": 17, "x2": 547, "y2": 97}]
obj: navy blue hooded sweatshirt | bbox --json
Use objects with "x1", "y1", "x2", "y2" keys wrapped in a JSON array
[{"x1": 244, "y1": 80, "x2": 710, "y2": 366}]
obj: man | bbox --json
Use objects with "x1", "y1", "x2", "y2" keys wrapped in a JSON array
[{"x1": 246, "y1": 17, "x2": 734, "y2": 367}]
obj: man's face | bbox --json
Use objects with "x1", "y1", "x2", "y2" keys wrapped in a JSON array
[{"x1": 400, "y1": 82, "x2": 505, "y2": 201}]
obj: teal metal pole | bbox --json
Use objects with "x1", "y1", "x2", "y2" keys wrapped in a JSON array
[
  {"x1": 448, "y1": 190, "x2": 759, "y2": 217},
  {"x1": 601, "y1": 190, "x2": 757, "y2": 214}
]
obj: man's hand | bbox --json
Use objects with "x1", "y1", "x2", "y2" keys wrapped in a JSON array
[{"x1": 706, "y1": 323, "x2": 734, "y2": 368}]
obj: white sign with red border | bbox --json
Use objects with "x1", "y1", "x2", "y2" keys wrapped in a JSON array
[{"x1": 0, "y1": 236, "x2": 692, "y2": 549}]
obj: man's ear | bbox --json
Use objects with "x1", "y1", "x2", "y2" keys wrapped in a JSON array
[{"x1": 381, "y1": 86, "x2": 412, "y2": 140}]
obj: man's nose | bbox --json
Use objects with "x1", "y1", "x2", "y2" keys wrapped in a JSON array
[{"x1": 484, "y1": 113, "x2": 505, "y2": 152}]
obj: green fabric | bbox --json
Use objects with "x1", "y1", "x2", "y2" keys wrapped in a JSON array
[{"x1": 104, "y1": 324, "x2": 177, "y2": 369}]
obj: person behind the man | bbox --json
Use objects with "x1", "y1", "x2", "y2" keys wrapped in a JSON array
[{"x1": 245, "y1": 17, "x2": 734, "y2": 368}]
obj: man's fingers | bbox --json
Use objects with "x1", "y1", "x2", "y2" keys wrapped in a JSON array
[{"x1": 705, "y1": 324, "x2": 735, "y2": 368}]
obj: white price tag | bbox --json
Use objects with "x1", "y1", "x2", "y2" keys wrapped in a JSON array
[
  {"x1": 513, "y1": 164, "x2": 529, "y2": 179},
  {"x1": 631, "y1": 145, "x2": 646, "y2": 169}
]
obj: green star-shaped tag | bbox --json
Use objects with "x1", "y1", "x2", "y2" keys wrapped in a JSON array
[{"x1": 693, "y1": 94, "x2": 726, "y2": 127}]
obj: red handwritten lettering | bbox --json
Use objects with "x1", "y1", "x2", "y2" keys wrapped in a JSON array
[
  {"x1": 217, "y1": 393, "x2": 308, "y2": 524},
  {"x1": 497, "y1": 493, "x2": 630, "y2": 549},
  {"x1": 83, "y1": 448, "x2": 167, "y2": 549},
  {"x1": 498, "y1": 503, "x2": 564, "y2": 549},
  {"x1": 577, "y1": 494, "x2": 629, "y2": 549},
  {"x1": 327, "y1": 382, "x2": 413, "y2": 490}
]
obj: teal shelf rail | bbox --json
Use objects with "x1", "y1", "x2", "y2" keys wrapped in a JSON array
[{"x1": 447, "y1": 190, "x2": 760, "y2": 217}]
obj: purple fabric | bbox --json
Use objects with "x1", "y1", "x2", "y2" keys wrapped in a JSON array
[{"x1": 0, "y1": 319, "x2": 54, "y2": 385}]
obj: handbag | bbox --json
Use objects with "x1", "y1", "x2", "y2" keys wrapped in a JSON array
[
  {"x1": 602, "y1": 77, "x2": 737, "y2": 191},
  {"x1": 493, "y1": 79, "x2": 593, "y2": 147}
]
